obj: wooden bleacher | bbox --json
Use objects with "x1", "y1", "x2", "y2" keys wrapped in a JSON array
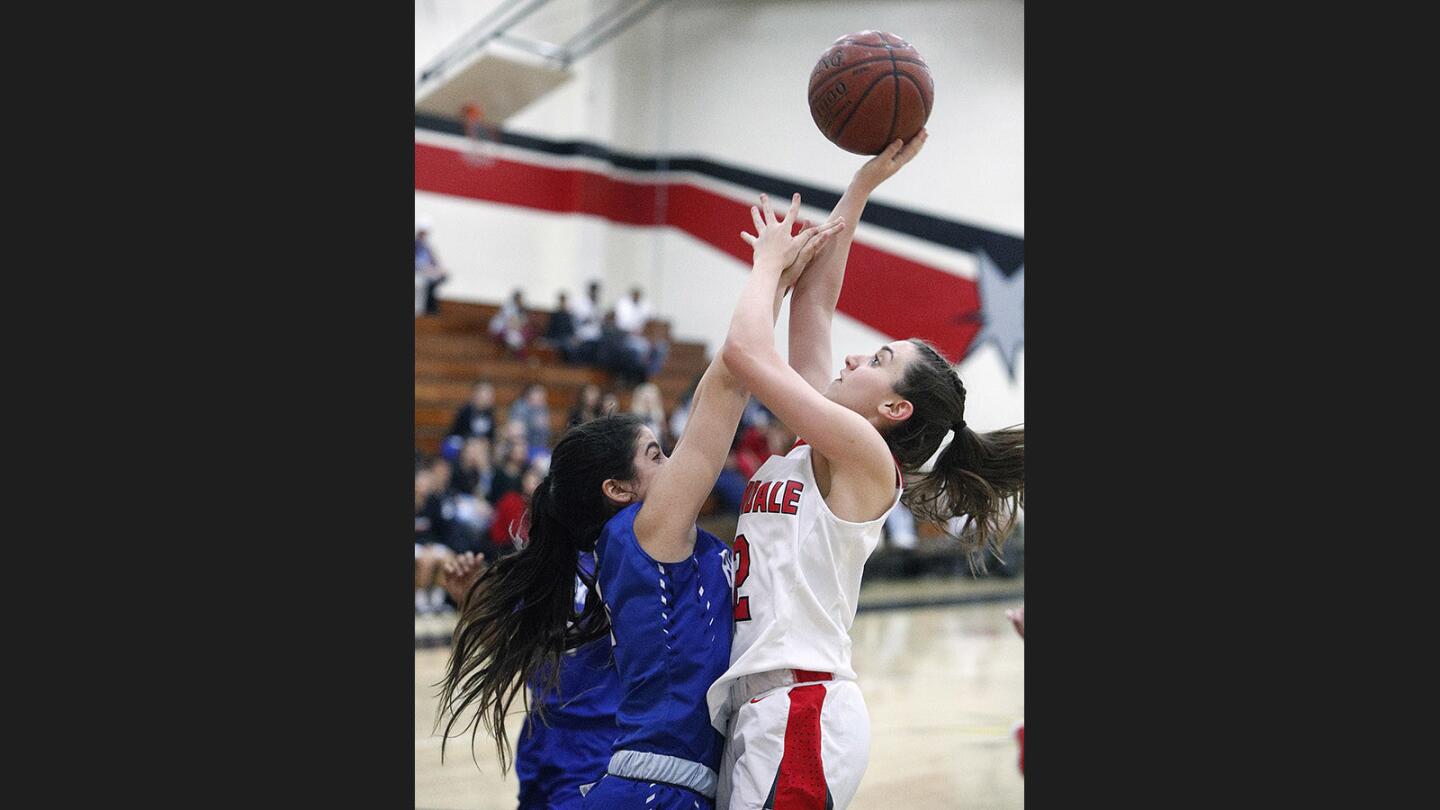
[{"x1": 415, "y1": 299, "x2": 711, "y2": 456}]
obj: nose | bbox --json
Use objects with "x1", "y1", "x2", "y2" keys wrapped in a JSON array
[{"x1": 843, "y1": 354, "x2": 860, "y2": 371}]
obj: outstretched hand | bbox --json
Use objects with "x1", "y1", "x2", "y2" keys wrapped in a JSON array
[
  {"x1": 854, "y1": 128, "x2": 928, "y2": 192},
  {"x1": 740, "y1": 193, "x2": 846, "y2": 290},
  {"x1": 442, "y1": 551, "x2": 487, "y2": 609}
]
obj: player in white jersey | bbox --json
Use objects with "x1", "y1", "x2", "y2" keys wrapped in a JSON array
[{"x1": 708, "y1": 131, "x2": 1025, "y2": 809}]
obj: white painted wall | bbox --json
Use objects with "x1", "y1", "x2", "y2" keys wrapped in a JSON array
[{"x1": 415, "y1": 0, "x2": 1023, "y2": 427}]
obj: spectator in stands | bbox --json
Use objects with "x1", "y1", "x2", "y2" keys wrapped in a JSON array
[
  {"x1": 415, "y1": 464, "x2": 456, "y2": 614},
  {"x1": 488, "y1": 289, "x2": 534, "y2": 357},
  {"x1": 415, "y1": 216, "x2": 449, "y2": 316},
  {"x1": 612, "y1": 286, "x2": 670, "y2": 380},
  {"x1": 667, "y1": 370, "x2": 704, "y2": 442},
  {"x1": 542, "y1": 290, "x2": 577, "y2": 358},
  {"x1": 628, "y1": 382, "x2": 668, "y2": 450},
  {"x1": 450, "y1": 436, "x2": 496, "y2": 500},
  {"x1": 566, "y1": 383, "x2": 604, "y2": 430},
  {"x1": 489, "y1": 463, "x2": 542, "y2": 556},
  {"x1": 489, "y1": 431, "x2": 530, "y2": 505},
  {"x1": 569, "y1": 280, "x2": 604, "y2": 364},
  {"x1": 600, "y1": 390, "x2": 620, "y2": 417},
  {"x1": 506, "y1": 383, "x2": 552, "y2": 452},
  {"x1": 613, "y1": 286, "x2": 651, "y2": 340},
  {"x1": 448, "y1": 380, "x2": 497, "y2": 442},
  {"x1": 426, "y1": 457, "x2": 487, "y2": 557}
]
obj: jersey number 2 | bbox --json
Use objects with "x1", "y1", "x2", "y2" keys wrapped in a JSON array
[{"x1": 733, "y1": 534, "x2": 752, "y2": 621}]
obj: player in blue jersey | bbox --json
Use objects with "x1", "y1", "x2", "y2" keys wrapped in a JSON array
[
  {"x1": 436, "y1": 210, "x2": 845, "y2": 810},
  {"x1": 444, "y1": 550, "x2": 620, "y2": 810}
]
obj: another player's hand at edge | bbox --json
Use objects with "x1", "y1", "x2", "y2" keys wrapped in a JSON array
[{"x1": 442, "y1": 551, "x2": 488, "y2": 609}]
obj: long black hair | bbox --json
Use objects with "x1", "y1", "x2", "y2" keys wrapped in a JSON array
[
  {"x1": 884, "y1": 339, "x2": 1025, "y2": 564},
  {"x1": 435, "y1": 413, "x2": 646, "y2": 769}
]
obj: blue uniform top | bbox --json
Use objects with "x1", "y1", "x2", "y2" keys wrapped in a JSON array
[
  {"x1": 594, "y1": 503, "x2": 733, "y2": 772},
  {"x1": 515, "y1": 553, "x2": 621, "y2": 809},
  {"x1": 528, "y1": 552, "x2": 621, "y2": 725}
]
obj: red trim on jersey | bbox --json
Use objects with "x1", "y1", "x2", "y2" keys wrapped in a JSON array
[
  {"x1": 775, "y1": 684, "x2": 828, "y2": 810},
  {"x1": 792, "y1": 669, "x2": 832, "y2": 683}
]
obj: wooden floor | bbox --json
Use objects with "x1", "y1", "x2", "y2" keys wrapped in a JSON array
[{"x1": 415, "y1": 580, "x2": 1025, "y2": 809}]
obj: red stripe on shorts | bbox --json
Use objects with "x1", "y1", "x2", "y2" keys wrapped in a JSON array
[{"x1": 775, "y1": 683, "x2": 828, "y2": 810}]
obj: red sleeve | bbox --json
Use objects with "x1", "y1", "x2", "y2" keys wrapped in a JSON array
[{"x1": 490, "y1": 493, "x2": 528, "y2": 545}]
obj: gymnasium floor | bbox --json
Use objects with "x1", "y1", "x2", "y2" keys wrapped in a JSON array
[{"x1": 415, "y1": 576, "x2": 1025, "y2": 809}]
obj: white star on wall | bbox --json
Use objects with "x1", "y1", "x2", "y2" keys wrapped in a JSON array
[{"x1": 968, "y1": 250, "x2": 1024, "y2": 381}]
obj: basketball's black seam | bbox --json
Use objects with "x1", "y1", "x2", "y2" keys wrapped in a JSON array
[
  {"x1": 896, "y1": 71, "x2": 931, "y2": 120},
  {"x1": 884, "y1": 48, "x2": 900, "y2": 147},
  {"x1": 828, "y1": 71, "x2": 893, "y2": 145},
  {"x1": 807, "y1": 56, "x2": 929, "y2": 106}
]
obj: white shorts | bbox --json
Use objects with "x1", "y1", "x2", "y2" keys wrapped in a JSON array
[{"x1": 716, "y1": 672, "x2": 870, "y2": 810}]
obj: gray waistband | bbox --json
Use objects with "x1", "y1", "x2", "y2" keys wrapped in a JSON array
[{"x1": 607, "y1": 749, "x2": 718, "y2": 799}]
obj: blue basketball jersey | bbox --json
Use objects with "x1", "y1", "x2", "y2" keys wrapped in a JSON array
[
  {"x1": 516, "y1": 553, "x2": 622, "y2": 809},
  {"x1": 593, "y1": 503, "x2": 733, "y2": 772}
]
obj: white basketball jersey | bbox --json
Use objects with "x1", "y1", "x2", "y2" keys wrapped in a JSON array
[{"x1": 706, "y1": 441, "x2": 901, "y2": 730}]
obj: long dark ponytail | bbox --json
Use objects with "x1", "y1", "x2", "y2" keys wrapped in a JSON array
[
  {"x1": 884, "y1": 339, "x2": 1024, "y2": 564},
  {"x1": 435, "y1": 414, "x2": 646, "y2": 769}
]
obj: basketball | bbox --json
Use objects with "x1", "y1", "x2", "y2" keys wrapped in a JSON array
[{"x1": 808, "y1": 31, "x2": 933, "y2": 155}]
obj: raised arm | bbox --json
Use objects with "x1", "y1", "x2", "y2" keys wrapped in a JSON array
[
  {"x1": 632, "y1": 233, "x2": 828, "y2": 563},
  {"x1": 787, "y1": 130, "x2": 928, "y2": 392},
  {"x1": 722, "y1": 194, "x2": 896, "y2": 506}
]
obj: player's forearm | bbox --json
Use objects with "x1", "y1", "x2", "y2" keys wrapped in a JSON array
[
  {"x1": 791, "y1": 180, "x2": 871, "y2": 308},
  {"x1": 772, "y1": 280, "x2": 790, "y2": 323},
  {"x1": 724, "y1": 259, "x2": 786, "y2": 370}
]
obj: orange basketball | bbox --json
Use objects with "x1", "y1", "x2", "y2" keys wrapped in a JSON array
[{"x1": 808, "y1": 31, "x2": 933, "y2": 155}]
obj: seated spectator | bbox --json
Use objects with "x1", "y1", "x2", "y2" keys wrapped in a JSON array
[
  {"x1": 489, "y1": 464, "x2": 542, "y2": 555},
  {"x1": 566, "y1": 383, "x2": 604, "y2": 430},
  {"x1": 600, "y1": 390, "x2": 620, "y2": 417},
  {"x1": 542, "y1": 290, "x2": 577, "y2": 357},
  {"x1": 612, "y1": 286, "x2": 669, "y2": 379},
  {"x1": 667, "y1": 371, "x2": 704, "y2": 442},
  {"x1": 448, "y1": 381, "x2": 497, "y2": 442},
  {"x1": 450, "y1": 436, "x2": 496, "y2": 498},
  {"x1": 415, "y1": 464, "x2": 456, "y2": 614},
  {"x1": 488, "y1": 288, "x2": 535, "y2": 357},
  {"x1": 628, "y1": 382, "x2": 669, "y2": 450},
  {"x1": 613, "y1": 286, "x2": 651, "y2": 341},
  {"x1": 569, "y1": 280, "x2": 604, "y2": 364},
  {"x1": 594, "y1": 321, "x2": 648, "y2": 386},
  {"x1": 426, "y1": 457, "x2": 488, "y2": 558},
  {"x1": 415, "y1": 216, "x2": 449, "y2": 316},
  {"x1": 506, "y1": 383, "x2": 552, "y2": 452},
  {"x1": 489, "y1": 432, "x2": 530, "y2": 505}
]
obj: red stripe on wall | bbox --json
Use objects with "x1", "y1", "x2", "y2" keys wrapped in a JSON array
[{"x1": 415, "y1": 142, "x2": 979, "y2": 360}]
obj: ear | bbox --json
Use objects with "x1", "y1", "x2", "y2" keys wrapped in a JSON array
[
  {"x1": 601, "y1": 478, "x2": 637, "y2": 507},
  {"x1": 877, "y1": 398, "x2": 914, "y2": 425}
]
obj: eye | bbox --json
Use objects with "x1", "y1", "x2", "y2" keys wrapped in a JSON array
[{"x1": 869, "y1": 355, "x2": 881, "y2": 366}]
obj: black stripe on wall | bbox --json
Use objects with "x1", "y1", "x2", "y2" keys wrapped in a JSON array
[{"x1": 415, "y1": 113, "x2": 1024, "y2": 274}]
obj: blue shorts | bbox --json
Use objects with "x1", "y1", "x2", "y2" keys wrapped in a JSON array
[
  {"x1": 516, "y1": 716, "x2": 615, "y2": 810},
  {"x1": 581, "y1": 773, "x2": 713, "y2": 810}
]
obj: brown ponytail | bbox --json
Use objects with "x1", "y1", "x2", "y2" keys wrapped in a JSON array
[{"x1": 885, "y1": 339, "x2": 1024, "y2": 562}]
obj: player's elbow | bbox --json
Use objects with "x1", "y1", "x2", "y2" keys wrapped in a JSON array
[{"x1": 721, "y1": 337, "x2": 754, "y2": 377}]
